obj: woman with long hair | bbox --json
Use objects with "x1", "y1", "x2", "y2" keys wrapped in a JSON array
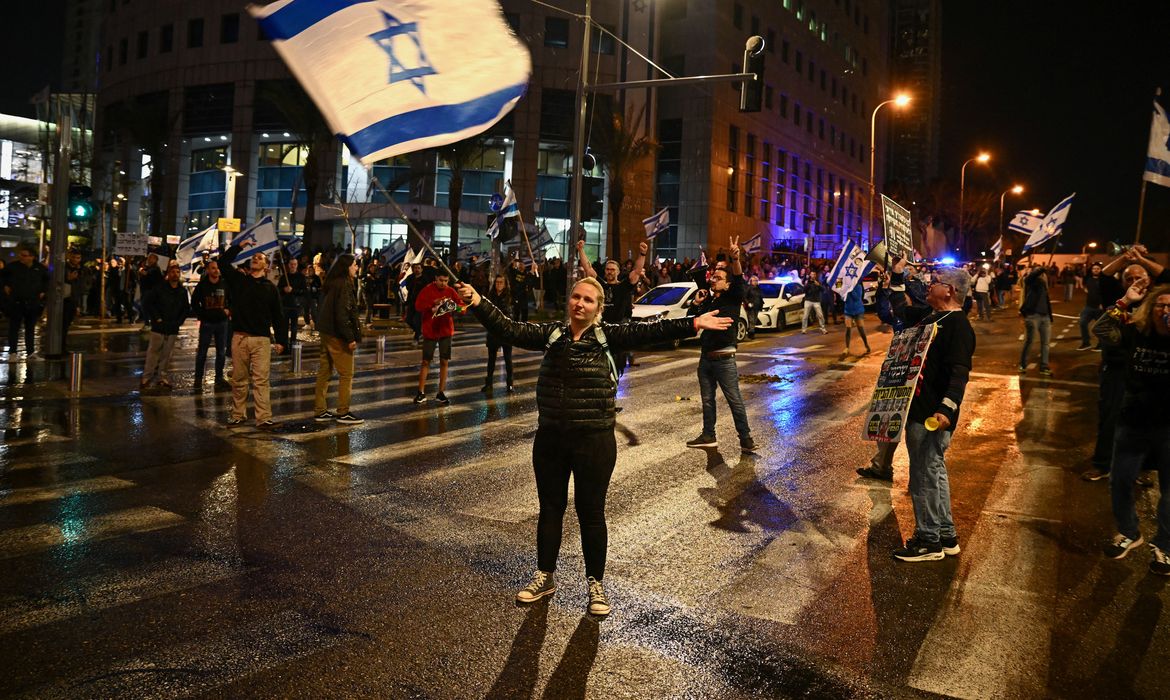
[
  {"x1": 482, "y1": 274, "x2": 515, "y2": 394},
  {"x1": 313, "y1": 253, "x2": 364, "y2": 425},
  {"x1": 456, "y1": 276, "x2": 731, "y2": 619},
  {"x1": 1094, "y1": 282, "x2": 1170, "y2": 575}
]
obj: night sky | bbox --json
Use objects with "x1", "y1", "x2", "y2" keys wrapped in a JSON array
[{"x1": 2, "y1": 0, "x2": 1168, "y2": 252}]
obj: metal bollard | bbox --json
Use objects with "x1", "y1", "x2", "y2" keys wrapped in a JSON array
[
  {"x1": 376, "y1": 335, "x2": 386, "y2": 364},
  {"x1": 69, "y1": 351, "x2": 83, "y2": 393},
  {"x1": 291, "y1": 342, "x2": 303, "y2": 373}
]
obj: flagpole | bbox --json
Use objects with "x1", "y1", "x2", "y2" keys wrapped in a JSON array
[
  {"x1": 1135, "y1": 180, "x2": 1148, "y2": 244},
  {"x1": 508, "y1": 180, "x2": 538, "y2": 276},
  {"x1": 367, "y1": 170, "x2": 461, "y2": 282}
]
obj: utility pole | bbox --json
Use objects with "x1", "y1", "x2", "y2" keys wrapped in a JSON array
[
  {"x1": 45, "y1": 113, "x2": 72, "y2": 359},
  {"x1": 566, "y1": 0, "x2": 593, "y2": 308}
]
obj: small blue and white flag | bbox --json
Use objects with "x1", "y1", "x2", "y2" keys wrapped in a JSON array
[
  {"x1": 250, "y1": 0, "x2": 531, "y2": 165},
  {"x1": 1007, "y1": 209, "x2": 1043, "y2": 235},
  {"x1": 176, "y1": 224, "x2": 219, "y2": 280},
  {"x1": 529, "y1": 223, "x2": 555, "y2": 251},
  {"x1": 689, "y1": 250, "x2": 708, "y2": 272},
  {"x1": 1022, "y1": 193, "x2": 1076, "y2": 252},
  {"x1": 455, "y1": 241, "x2": 479, "y2": 262},
  {"x1": 742, "y1": 233, "x2": 762, "y2": 255},
  {"x1": 284, "y1": 235, "x2": 304, "y2": 260},
  {"x1": 385, "y1": 237, "x2": 408, "y2": 264},
  {"x1": 486, "y1": 215, "x2": 501, "y2": 241},
  {"x1": 990, "y1": 236, "x2": 1003, "y2": 260},
  {"x1": 230, "y1": 216, "x2": 280, "y2": 266},
  {"x1": 826, "y1": 240, "x2": 874, "y2": 299},
  {"x1": 1143, "y1": 99, "x2": 1170, "y2": 188},
  {"x1": 641, "y1": 207, "x2": 669, "y2": 239},
  {"x1": 500, "y1": 184, "x2": 519, "y2": 219}
]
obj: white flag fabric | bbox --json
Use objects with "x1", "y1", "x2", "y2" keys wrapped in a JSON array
[
  {"x1": 250, "y1": 0, "x2": 531, "y2": 165},
  {"x1": 529, "y1": 224, "x2": 554, "y2": 251},
  {"x1": 1007, "y1": 210, "x2": 1043, "y2": 235},
  {"x1": 641, "y1": 207, "x2": 669, "y2": 239},
  {"x1": 385, "y1": 237, "x2": 408, "y2": 263},
  {"x1": 990, "y1": 236, "x2": 1003, "y2": 260},
  {"x1": 742, "y1": 233, "x2": 762, "y2": 254},
  {"x1": 1144, "y1": 100, "x2": 1170, "y2": 187},
  {"x1": 229, "y1": 216, "x2": 280, "y2": 266},
  {"x1": 176, "y1": 224, "x2": 220, "y2": 280},
  {"x1": 1022, "y1": 193, "x2": 1076, "y2": 252},
  {"x1": 826, "y1": 240, "x2": 874, "y2": 300}
]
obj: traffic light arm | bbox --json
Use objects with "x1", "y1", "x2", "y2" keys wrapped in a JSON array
[{"x1": 588, "y1": 72, "x2": 757, "y2": 92}]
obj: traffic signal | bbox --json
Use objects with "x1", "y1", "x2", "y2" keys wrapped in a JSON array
[
  {"x1": 67, "y1": 184, "x2": 94, "y2": 223},
  {"x1": 739, "y1": 36, "x2": 765, "y2": 113},
  {"x1": 579, "y1": 177, "x2": 604, "y2": 221}
]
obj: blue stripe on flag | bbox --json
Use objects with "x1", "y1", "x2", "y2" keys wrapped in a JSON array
[
  {"x1": 257, "y1": 0, "x2": 374, "y2": 41},
  {"x1": 1145, "y1": 157, "x2": 1170, "y2": 178},
  {"x1": 340, "y1": 83, "x2": 527, "y2": 160}
]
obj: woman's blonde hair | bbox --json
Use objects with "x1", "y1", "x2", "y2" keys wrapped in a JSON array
[
  {"x1": 573, "y1": 276, "x2": 606, "y2": 324},
  {"x1": 1133, "y1": 284, "x2": 1170, "y2": 335}
]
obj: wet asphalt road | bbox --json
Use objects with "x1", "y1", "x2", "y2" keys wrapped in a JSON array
[{"x1": 1, "y1": 293, "x2": 1168, "y2": 699}]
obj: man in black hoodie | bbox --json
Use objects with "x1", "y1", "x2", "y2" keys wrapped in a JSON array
[
  {"x1": 2, "y1": 246, "x2": 48, "y2": 356},
  {"x1": 191, "y1": 259, "x2": 232, "y2": 391},
  {"x1": 141, "y1": 263, "x2": 190, "y2": 388},
  {"x1": 220, "y1": 242, "x2": 288, "y2": 428}
]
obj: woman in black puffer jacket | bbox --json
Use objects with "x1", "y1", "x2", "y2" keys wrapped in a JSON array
[
  {"x1": 458, "y1": 276, "x2": 730, "y2": 618},
  {"x1": 482, "y1": 273, "x2": 515, "y2": 394}
]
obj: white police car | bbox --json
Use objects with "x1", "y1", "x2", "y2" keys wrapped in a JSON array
[{"x1": 631, "y1": 281, "x2": 750, "y2": 346}]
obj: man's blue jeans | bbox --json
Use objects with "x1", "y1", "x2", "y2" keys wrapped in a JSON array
[
  {"x1": 195, "y1": 319, "x2": 228, "y2": 382},
  {"x1": 1110, "y1": 423, "x2": 1170, "y2": 551},
  {"x1": 1020, "y1": 314, "x2": 1051, "y2": 370},
  {"x1": 905, "y1": 421, "x2": 956, "y2": 543},
  {"x1": 1079, "y1": 306, "x2": 1102, "y2": 346},
  {"x1": 697, "y1": 355, "x2": 751, "y2": 439}
]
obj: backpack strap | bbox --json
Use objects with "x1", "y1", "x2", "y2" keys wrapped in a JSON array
[{"x1": 544, "y1": 323, "x2": 619, "y2": 386}]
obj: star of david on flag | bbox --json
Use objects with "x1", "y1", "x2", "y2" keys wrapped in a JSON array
[
  {"x1": 1143, "y1": 99, "x2": 1170, "y2": 188},
  {"x1": 1021, "y1": 194, "x2": 1076, "y2": 252},
  {"x1": 229, "y1": 216, "x2": 280, "y2": 267},
  {"x1": 250, "y1": 0, "x2": 531, "y2": 165},
  {"x1": 826, "y1": 240, "x2": 874, "y2": 300},
  {"x1": 641, "y1": 207, "x2": 670, "y2": 239},
  {"x1": 1008, "y1": 209, "x2": 1043, "y2": 235},
  {"x1": 742, "y1": 233, "x2": 762, "y2": 254}
]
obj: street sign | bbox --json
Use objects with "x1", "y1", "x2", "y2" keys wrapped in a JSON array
[{"x1": 217, "y1": 217, "x2": 241, "y2": 232}]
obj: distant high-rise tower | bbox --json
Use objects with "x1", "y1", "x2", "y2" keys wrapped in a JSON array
[
  {"x1": 61, "y1": 0, "x2": 102, "y2": 93},
  {"x1": 889, "y1": 0, "x2": 942, "y2": 189}
]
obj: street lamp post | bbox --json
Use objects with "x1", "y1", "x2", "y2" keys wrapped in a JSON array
[
  {"x1": 1082, "y1": 241, "x2": 1097, "y2": 256},
  {"x1": 868, "y1": 93, "x2": 911, "y2": 248},
  {"x1": 998, "y1": 184, "x2": 1024, "y2": 237},
  {"x1": 958, "y1": 152, "x2": 991, "y2": 244}
]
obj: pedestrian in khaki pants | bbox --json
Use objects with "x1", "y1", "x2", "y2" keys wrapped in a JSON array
[
  {"x1": 220, "y1": 241, "x2": 288, "y2": 428},
  {"x1": 314, "y1": 254, "x2": 364, "y2": 425}
]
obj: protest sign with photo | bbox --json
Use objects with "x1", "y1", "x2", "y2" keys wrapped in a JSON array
[{"x1": 861, "y1": 322, "x2": 937, "y2": 442}]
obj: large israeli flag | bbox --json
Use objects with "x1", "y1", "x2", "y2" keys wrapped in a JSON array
[
  {"x1": 1022, "y1": 193, "x2": 1076, "y2": 252},
  {"x1": 1143, "y1": 99, "x2": 1170, "y2": 187},
  {"x1": 176, "y1": 224, "x2": 219, "y2": 280},
  {"x1": 250, "y1": 0, "x2": 531, "y2": 165},
  {"x1": 1007, "y1": 209, "x2": 1043, "y2": 235},
  {"x1": 229, "y1": 216, "x2": 281, "y2": 266},
  {"x1": 826, "y1": 239, "x2": 874, "y2": 299}
]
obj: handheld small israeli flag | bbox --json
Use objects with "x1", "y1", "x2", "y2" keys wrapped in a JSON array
[
  {"x1": 175, "y1": 224, "x2": 220, "y2": 281},
  {"x1": 529, "y1": 223, "x2": 555, "y2": 251},
  {"x1": 826, "y1": 240, "x2": 874, "y2": 299},
  {"x1": 688, "y1": 250, "x2": 708, "y2": 272},
  {"x1": 1007, "y1": 209, "x2": 1043, "y2": 235},
  {"x1": 1143, "y1": 99, "x2": 1170, "y2": 188},
  {"x1": 501, "y1": 183, "x2": 519, "y2": 219},
  {"x1": 641, "y1": 207, "x2": 669, "y2": 239},
  {"x1": 284, "y1": 236, "x2": 304, "y2": 259},
  {"x1": 1022, "y1": 193, "x2": 1076, "y2": 252},
  {"x1": 250, "y1": 0, "x2": 531, "y2": 165},
  {"x1": 990, "y1": 236, "x2": 1003, "y2": 260},
  {"x1": 229, "y1": 216, "x2": 280, "y2": 267},
  {"x1": 742, "y1": 233, "x2": 762, "y2": 255},
  {"x1": 385, "y1": 237, "x2": 408, "y2": 264}
]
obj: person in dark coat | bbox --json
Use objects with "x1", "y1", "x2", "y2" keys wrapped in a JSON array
[
  {"x1": 481, "y1": 274, "x2": 515, "y2": 393},
  {"x1": 456, "y1": 275, "x2": 730, "y2": 619},
  {"x1": 314, "y1": 254, "x2": 363, "y2": 424},
  {"x1": 140, "y1": 264, "x2": 190, "y2": 388},
  {"x1": 2, "y1": 246, "x2": 49, "y2": 356}
]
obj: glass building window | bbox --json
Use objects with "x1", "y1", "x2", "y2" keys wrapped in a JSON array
[
  {"x1": 160, "y1": 24, "x2": 173, "y2": 53},
  {"x1": 221, "y1": 14, "x2": 240, "y2": 44},
  {"x1": 188, "y1": 18, "x2": 204, "y2": 48},
  {"x1": 545, "y1": 17, "x2": 569, "y2": 48},
  {"x1": 759, "y1": 142, "x2": 771, "y2": 222},
  {"x1": 187, "y1": 147, "x2": 227, "y2": 233}
]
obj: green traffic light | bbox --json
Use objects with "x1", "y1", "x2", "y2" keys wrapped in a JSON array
[{"x1": 68, "y1": 200, "x2": 94, "y2": 222}]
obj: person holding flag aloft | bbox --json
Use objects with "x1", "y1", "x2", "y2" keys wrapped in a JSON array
[{"x1": 578, "y1": 238, "x2": 649, "y2": 379}]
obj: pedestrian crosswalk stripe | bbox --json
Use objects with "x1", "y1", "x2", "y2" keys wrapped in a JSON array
[
  {"x1": 4, "y1": 451, "x2": 98, "y2": 471},
  {"x1": 0, "y1": 476, "x2": 134, "y2": 507},
  {"x1": 0, "y1": 506, "x2": 184, "y2": 560}
]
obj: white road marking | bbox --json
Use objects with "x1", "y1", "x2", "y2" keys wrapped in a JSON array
[{"x1": 0, "y1": 506, "x2": 184, "y2": 560}]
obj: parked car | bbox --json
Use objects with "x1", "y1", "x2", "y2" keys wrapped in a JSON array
[
  {"x1": 631, "y1": 281, "x2": 750, "y2": 347},
  {"x1": 753, "y1": 278, "x2": 807, "y2": 331}
]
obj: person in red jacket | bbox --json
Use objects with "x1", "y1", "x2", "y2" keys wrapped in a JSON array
[{"x1": 414, "y1": 269, "x2": 464, "y2": 405}]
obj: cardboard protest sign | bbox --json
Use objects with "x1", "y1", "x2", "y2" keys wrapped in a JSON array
[{"x1": 861, "y1": 322, "x2": 937, "y2": 442}]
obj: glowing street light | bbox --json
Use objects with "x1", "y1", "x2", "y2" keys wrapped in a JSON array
[
  {"x1": 959, "y1": 152, "x2": 991, "y2": 241},
  {"x1": 999, "y1": 184, "x2": 1024, "y2": 237},
  {"x1": 868, "y1": 92, "x2": 912, "y2": 246}
]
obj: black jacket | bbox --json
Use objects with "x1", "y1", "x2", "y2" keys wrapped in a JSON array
[
  {"x1": 472, "y1": 299, "x2": 696, "y2": 431},
  {"x1": 318, "y1": 280, "x2": 362, "y2": 344},
  {"x1": 220, "y1": 245, "x2": 289, "y2": 346},
  {"x1": 1019, "y1": 267, "x2": 1052, "y2": 319},
  {"x1": 143, "y1": 282, "x2": 191, "y2": 335},
  {"x1": 3, "y1": 261, "x2": 49, "y2": 304},
  {"x1": 689, "y1": 276, "x2": 744, "y2": 352}
]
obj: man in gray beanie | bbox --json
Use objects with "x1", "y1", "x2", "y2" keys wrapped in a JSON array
[{"x1": 886, "y1": 260, "x2": 976, "y2": 562}]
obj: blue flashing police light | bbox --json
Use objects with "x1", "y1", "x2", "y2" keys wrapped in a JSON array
[{"x1": 940, "y1": 256, "x2": 956, "y2": 266}]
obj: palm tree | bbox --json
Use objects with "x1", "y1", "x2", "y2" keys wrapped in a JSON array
[
  {"x1": 257, "y1": 81, "x2": 336, "y2": 251},
  {"x1": 591, "y1": 103, "x2": 658, "y2": 262},
  {"x1": 435, "y1": 137, "x2": 486, "y2": 267}
]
